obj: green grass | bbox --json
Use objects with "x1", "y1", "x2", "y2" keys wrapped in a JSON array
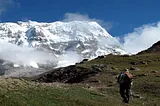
[
  {"x1": 1, "y1": 53, "x2": 160, "y2": 106},
  {"x1": 0, "y1": 79, "x2": 124, "y2": 106}
]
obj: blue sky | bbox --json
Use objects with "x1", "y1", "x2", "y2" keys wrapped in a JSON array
[{"x1": 0, "y1": 0, "x2": 160, "y2": 38}]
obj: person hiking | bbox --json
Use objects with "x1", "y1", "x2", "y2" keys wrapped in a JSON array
[{"x1": 117, "y1": 69, "x2": 133, "y2": 103}]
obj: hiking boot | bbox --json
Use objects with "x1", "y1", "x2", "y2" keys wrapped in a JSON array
[{"x1": 122, "y1": 99, "x2": 129, "y2": 104}]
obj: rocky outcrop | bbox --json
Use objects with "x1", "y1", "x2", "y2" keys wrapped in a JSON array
[{"x1": 34, "y1": 65, "x2": 101, "y2": 83}]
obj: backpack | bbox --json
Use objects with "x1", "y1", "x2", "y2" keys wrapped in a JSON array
[
  {"x1": 117, "y1": 72, "x2": 126, "y2": 84},
  {"x1": 118, "y1": 72, "x2": 132, "y2": 84}
]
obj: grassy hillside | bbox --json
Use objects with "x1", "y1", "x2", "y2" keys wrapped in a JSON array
[{"x1": 0, "y1": 53, "x2": 160, "y2": 106}]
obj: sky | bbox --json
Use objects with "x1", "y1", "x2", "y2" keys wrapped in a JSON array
[{"x1": 0, "y1": 0, "x2": 160, "y2": 53}]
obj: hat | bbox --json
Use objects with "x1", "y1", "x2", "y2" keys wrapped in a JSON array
[{"x1": 123, "y1": 68, "x2": 129, "y2": 72}]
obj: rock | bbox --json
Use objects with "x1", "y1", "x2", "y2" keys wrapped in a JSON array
[
  {"x1": 130, "y1": 61, "x2": 147, "y2": 65},
  {"x1": 141, "y1": 61, "x2": 147, "y2": 65},
  {"x1": 111, "y1": 67, "x2": 118, "y2": 71},
  {"x1": 138, "y1": 41, "x2": 160, "y2": 54},
  {"x1": 132, "y1": 94, "x2": 142, "y2": 99},
  {"x1": 130, "y1": 62, "x2": 139, "y2": 65},
  {"x1": 156, "y1": 75, "x2": 160, "y2": 77},
  {"x1": 130, "y1": 67, "x2": 140, "y2": 71},
  {"x1": 89, "y1": 80, "x2": 101, "y2": 83},
  {"x1": 91, "y1": 64, "x2": 110, "y2": 72},
  {"x1": 122, "y1": 55, "x2": 130, "y2": 57},
  {"x1": 97, "y1": 55, "x2": 106, "y2": 59},
  {"x1": 151, "y1": 71, "x2": 158, "y2": 73},
  {"x1": 82, "y1": 59, "x2": 89, "y2": 62},
  {"x1": 79, "y1": 59, "x2": 89, "y2": 64},
  {"x1": 107, "y1": 84, "x2": 113, "y2": 87},
  {"x1": 34, "y1": 65, "x2": 101, "y2": 83},
  {"x1": 135, "y1": 74, "x2": 147, "y2": 77}
]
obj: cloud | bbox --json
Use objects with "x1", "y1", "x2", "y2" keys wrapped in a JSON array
[
  {"x1": 63, "y1": 13, "x2": 112, "y2": 30},
  {"x1": 0, "y1": 0, "x2": 15, "y2": 15},
  {"x1": 63, "y1": 13, "x2": 89, "y2": 22},
  {"x1": 123, "y1": 22, "x2": 160, "y2": 54},
  {"x1": 57, "y1": 51, "x2": 83, "y2": 68},
  {"x1": 21, "y1": 17, "x2": 30, "y2": 22},
  {"x1": 0, "y1": 42, "x2": 57, "y2": 67}
]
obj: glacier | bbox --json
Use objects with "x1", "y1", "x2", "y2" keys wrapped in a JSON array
[{"x1": 0, "y1": 20, "x2": 126, "y2": 77}]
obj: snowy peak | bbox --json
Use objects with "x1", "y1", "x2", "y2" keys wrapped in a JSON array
[{"x1": 0, "y1": 20, "x2": 126, "y2": 59}]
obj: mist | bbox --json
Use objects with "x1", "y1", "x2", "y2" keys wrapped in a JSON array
[
  {"x1": 0, "y1": 42, "x2": 57, "y2": 68},
  {"x1": 63, "y1": 13, "x2": 112, "y2": 31},
  {"x1": 123, "y1": 22, "x2": 160, "y2": 54},
  {"x1": 57, "y1": 51, "x2": 83, "y2": 68},
  {"x1": 0, "y1": 42, "x2": 84, "y2": 77}
]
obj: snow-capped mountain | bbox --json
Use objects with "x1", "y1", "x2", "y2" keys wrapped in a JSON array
[
  {"x1": 0, "y1": 20, "x2": 126, "y2": 77},
  {"x1": 0, "y1": 20, "x2": 125, "y2": 57}
]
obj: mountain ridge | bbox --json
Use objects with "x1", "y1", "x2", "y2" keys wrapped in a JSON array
[{"x1": 138, "y1": 40, "x2": 160, "y2": 54}]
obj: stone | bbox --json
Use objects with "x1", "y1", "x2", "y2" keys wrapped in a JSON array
[
  {"x1": 78, "y1": 59, "x2": 89, "y2": 64},
  {"x1": 140, "y1": 61, "x2": 147, "y2": 65},
  {"x1": 122, "y1": 55, "x2": 130, "y2": 57},
  {"x1": 151, "y1": 71, "x2": 158, "y2": 73},
  {"x1": 130, "y1": 67, "x2": 140, "y2": 71},
  {"x1": 130, "y1": 61, "x2": 147, "y2": 65},
  {"x1": 130, "y1": 62, "x2": 138, "y2": 65},
  {"x1": 135, "y1": 74, "x2": 147, "y2": 77},
  {"x1": 156, "y1": 75, "x2": 160, "y2": 77},
  {"x1": 91, "y1": 64, "x2": 110, "y2": 72},
  {"x1": 132, "y1": 94, "x2": 142, "y2": 99},
  {"x1": 97, "y1": 55, "x2": 106, "y2": 59}
]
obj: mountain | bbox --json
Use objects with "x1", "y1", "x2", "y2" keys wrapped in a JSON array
[
  {"x1": 138, "y1": 41, "x2": 160, "y2": 54},
  {"x1": 0, "y1": 20, "x2": 126, "y2": 56},
  {"x1": 0, "y1": 20, "x2": 126, "y2": 77}
]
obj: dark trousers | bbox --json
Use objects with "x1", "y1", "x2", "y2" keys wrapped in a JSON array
[{"x1": 120, "y1": 83, "x2": 131, "y2": 103}]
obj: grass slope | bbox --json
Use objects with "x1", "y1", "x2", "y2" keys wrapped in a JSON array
[{"x1": 0, "y1": 53, "x2": 160, "y2": 106}]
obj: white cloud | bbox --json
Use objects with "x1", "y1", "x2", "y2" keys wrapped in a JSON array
[
  {"x1": 21, "y1": 17, "x2": 30, "y2": 22},
  {"x1": 0, "y1": 0, "x2": 14, "y2": 15},
  {"x1": 0, "y1": 42, "x2": 57, "y2": 67},
  {"x1": 63, "y1": 13, "x2": 112, "y2": 30},
  {"x1": 63, "y1": 13, "x2": 90, "y2": 22},
  {"x1": 123, "y1": 22, "x2": 160, "y2": 54}
]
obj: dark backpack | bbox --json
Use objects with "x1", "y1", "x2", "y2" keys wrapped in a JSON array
[{"x1": 118, "y1": 72, "x2": 131, "y2": 84}]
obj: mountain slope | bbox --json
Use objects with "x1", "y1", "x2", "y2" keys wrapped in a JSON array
[{"x1": 138, "y1": 40, "x2": 160, "y2": 54}]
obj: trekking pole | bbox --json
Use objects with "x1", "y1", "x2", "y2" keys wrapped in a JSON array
[
  {"x1": 130, "y1": 82, "x2": 133, "y2": 100},
  {"x1": 130, "y1": 89, "x2": 133, "y2": 100}
]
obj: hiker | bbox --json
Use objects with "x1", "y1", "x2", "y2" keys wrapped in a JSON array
[{"x1": 117, "y1": 69, "x2": 133, "y2": 103}]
